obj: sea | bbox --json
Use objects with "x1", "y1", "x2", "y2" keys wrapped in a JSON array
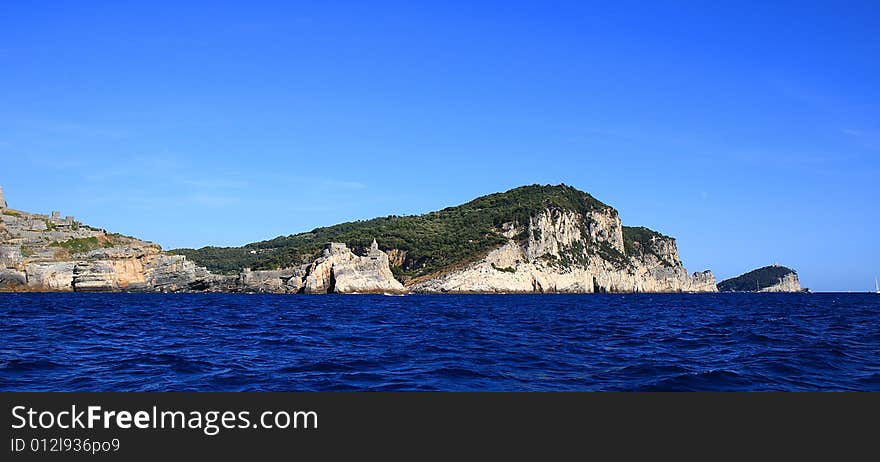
[{"x1": 1, "y1": 293, "x2": 877, "y2": 391}]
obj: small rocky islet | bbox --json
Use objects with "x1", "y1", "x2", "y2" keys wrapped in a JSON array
[
  {"x1": 0, "y1": 184, "x2": 802, "y2": 293},
  {"x1": 717, "y1": 265, "x2": 805, "y2": 292}
]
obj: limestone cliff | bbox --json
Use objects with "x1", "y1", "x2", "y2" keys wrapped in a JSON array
[
  {"x1": 759, "y1": 272, "x2": 802, "y2": 292},
  {"x1": 212, "y1": 241, "x2": 405, "y2": 294},
  {"x1": 302, "y1": 241, "x2": 405, "y2": 294},
  {"x1": 0, "y1": 189, "x2": 403, "y2": 293},
  {"x1": 2, "y1": 183, "x2": 720, "y2": 294},
  {"x1": 410, "y1": 208, "x2": 716, "y2": 293},
  {"x1": 0, "y1": 203, "x2": 217, "y2": 292}
]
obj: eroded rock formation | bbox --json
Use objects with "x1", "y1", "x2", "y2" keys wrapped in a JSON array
[
  {"x1": 0, "y1": 194, "x2": 404, "y2": 293},
  {"x1": 1, "y1": 185, "x2": 722, "y2": 294},
  {"x1": 230, "y1": 241, "x2": 405, "y2": 294},
  {"x1": 303, "y1": 241, "x2": 405, "y2": 293},
  {"x1": 411, "y1": 208, "x2": 717, "y2": 293},
  {"x1": 759, "y1": 272, "x2": 802, "y2": 292}
]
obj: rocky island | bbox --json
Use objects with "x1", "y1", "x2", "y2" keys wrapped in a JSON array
[
  {"x1": 718, "y1": 265, "x2": 806, "y2": 292},
  {"x1": 1, "y1": 184, "x2": 718, "y2": 293}
]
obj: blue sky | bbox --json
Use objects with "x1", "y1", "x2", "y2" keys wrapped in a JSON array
[{"x1": 1, "y1": 1, "x2": 877, "y2": 291}]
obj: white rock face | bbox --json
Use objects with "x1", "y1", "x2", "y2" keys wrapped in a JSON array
[
  {"x1": 26, "y1": 262, "x2": 76, "y2": 291},
  {"x1": 73, "y1": 260, "x2": 133, "y2": 292},
  {"x1": 19, "y1": 248, "x2": 215, "y2": 292},
  {"x1": 0, "y1": 245, "x2": 23, "y2": 267},
  {"x1": 759, "y1": 272, "x2": 802, "y2": 292},
  {"x1": 0, "y1": 211, "x2": 218, "y2": 291},
  {"x1": 142, "y1": 253, "x2": 214, "y2": 291},
  {"x1": 689, "y1": 270, "x2": 718, "y2": 292},
  {"x1": 0, "y1": 188, "x2": 406, "y2": 293},
  {"x1": 1, "y1": 185, "x2": 715, "y2": 294},
  {"x1": 303, "y1": 241, "x2": 405, "y2": 294},
  {"x1": 412, "y1": 208, "x2": 717, "y2": 293}
]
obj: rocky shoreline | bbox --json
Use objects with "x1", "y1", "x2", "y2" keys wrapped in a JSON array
[{"x1": 0, "y1": 184, "x2": 801, "y2": 294}]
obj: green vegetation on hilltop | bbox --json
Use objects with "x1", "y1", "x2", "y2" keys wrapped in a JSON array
[
  {"x1": 170, "y1": 246, "x2": 261, "y2": 275},
  {"x1": 172, "y1": 184, "x2": 678, "y2": 280},
  {"x1": 623, "y1": 226, "x2": 675, "y2": 266},
  {"x1": 717, "y1": 265, "x2": 797, "y2": 292},
  {"x1": 172, "y1": 184, "x2": 614, "y2": 278}
]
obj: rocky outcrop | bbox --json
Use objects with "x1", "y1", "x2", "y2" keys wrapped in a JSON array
[
  {"x1": 0, "y1": 245, "x2": 23, "y2": 267},
  {"x1": 303, "y1": 241, "x2": 405, "y2": 294},
  {"x1": 718, "y1": 265, "x2": 805, "y2": 292},
  {"x1": 0, "y1": 267, "x2": 27, "y2": 289},
  {"x1": 71, "y1": 246, "x2": 146, "y2": 291},
  {"x1": 1, "y1": 184, "x2": 721, "y2": 294},
  {"x1": 0, "y1": 194, "x2": 405, "y2": 293},
  {"x1": 0, "y1": 198, "x2": 219, "y2": 292},
  {"x1": 759, "y1": 272, "x2": 802, "y2": 292},
  {"x1": 218, "y1": 241, "x2": 404, "y2": 294},
  {"x1": 411, "y1": 208, "x2": 717, "y2": 293},
  {"x1": 26, "y1": 262, "x2": 76, "y2": 291},
  {"x1": 142, "y1": 253, "x2": 215, "y2": 292},
  {"x1": 1, "y1": 202, "x2": 404, "y2": 293},
  {"x1": 237, "y1": 268, "x2": 304, "y2": 293},
  {"x1": 8, "y1": 246, "x2": 218, "y2": 293},
  {"x1": 689, "y1": 270, "x2": 718, "y2": 292}
]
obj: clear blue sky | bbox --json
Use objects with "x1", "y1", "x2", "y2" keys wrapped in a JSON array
[{"x1": 1, "y1": 1, "x2": 877, "y2": 291}]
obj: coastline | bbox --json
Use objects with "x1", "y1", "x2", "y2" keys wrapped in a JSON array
[{"x1": 1, "y1": 185, "x2": 808, "y2": 294}]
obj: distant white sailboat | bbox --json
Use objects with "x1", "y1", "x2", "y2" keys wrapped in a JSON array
[{"x1": 876, "y1": 277, "x2": 879, "y2": 294}]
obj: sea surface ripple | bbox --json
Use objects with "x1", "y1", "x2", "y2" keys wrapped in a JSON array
[{"x1": 1, "y1": 293, "x2": 878, "y2": 391}]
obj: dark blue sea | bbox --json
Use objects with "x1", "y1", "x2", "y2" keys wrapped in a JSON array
[{"x1": 1, "y1": 293, "x2": 878, "y2": 391}]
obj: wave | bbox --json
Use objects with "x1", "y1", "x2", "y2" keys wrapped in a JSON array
[{"x1": 1, "y1": 292, "x2": 878, "y2": 391}]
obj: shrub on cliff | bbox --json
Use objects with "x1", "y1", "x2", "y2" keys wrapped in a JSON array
[
  {"x1": 717, "y1": 265, "x2": 797, "y2": 292},
  {"x1": 171, "y1": 184, "x2": 667, "y2": 279}
]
